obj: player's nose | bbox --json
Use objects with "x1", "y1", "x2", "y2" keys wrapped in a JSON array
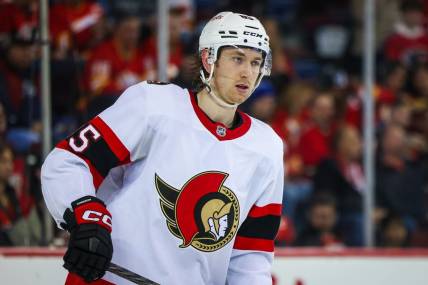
[{"x1": 239, "y1": 62, "x2": 251, "y2": 78}]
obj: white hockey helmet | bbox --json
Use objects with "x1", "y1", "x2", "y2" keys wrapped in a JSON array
[{"x1": 199, "y1": 11, "x2": 272, "y2": 77}]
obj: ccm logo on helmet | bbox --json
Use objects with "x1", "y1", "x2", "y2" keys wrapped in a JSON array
[
  {"x1": 243, "y1": 31, "x2": 263, "y2": 38},
  {"x1": 82, "y1": 210, "x2": 112, "y2": 228},
  {"x1": 238, "y1": 14, "x2": 254, "y2": 20}
]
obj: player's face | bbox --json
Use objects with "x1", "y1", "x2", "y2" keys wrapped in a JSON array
[
  {"x1": 212, "y1": 47, "x2": 263, "y2": 105},
  {"x1": 218, "y1": 215, "x2": 228, "y2": 237}
]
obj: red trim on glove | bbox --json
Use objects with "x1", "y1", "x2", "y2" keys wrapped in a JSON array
[{"x1": 65, "y1": 273, "x2": 115, "y2": 285}]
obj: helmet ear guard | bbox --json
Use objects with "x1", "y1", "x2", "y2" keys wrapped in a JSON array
[{"x1": 207, "y1": 48, "x2": 215, "y2": 65}]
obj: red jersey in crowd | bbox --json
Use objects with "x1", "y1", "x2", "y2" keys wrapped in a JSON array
[
  {"x1": 0, "y1": 0, "x2": 38, "y2": 42},
  {"x1": 344, "y1": 85, "x2": 396, "y2": 130},
  {"x1": 0, "y1": 157, "x2": 27, "y2": 229},
  {"x1": 271, "y1": 109, "x2": 310, "y2": 178},
  {"x1": 384, "y1": 22, "x2": 428, "y2": 64},
  {"x1": 50, "y1": 0, "x2": 104, "y2": 53},
  {"x1": 299, "y1": 123, "x2": 335, "y2": 168},
  {"x1": 141, "y1": 36, "x2": 184, "y2": 80},
  {"x1": 83, "y1": 40, "x2": 147, "y2": 96},
  {"x1": 12, "y1": 156, "x2": 34, "y2": 217}
]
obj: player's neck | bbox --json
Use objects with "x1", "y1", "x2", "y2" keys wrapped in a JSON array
[{"x1": 196, "y1": 89, "x2": 237, "y2": 128}]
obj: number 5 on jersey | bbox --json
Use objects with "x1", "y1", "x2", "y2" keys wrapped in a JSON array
[
  {"x1": 57, "y1": 116, "x2": 131, "y2": 189},
  {"x1": 69, "y1": 125, "x2": 101, "y2": 152}
]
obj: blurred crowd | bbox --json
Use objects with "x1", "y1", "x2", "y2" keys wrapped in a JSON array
[{"x1": 0, "y1": 0, "x2": 427, "y2": 248}]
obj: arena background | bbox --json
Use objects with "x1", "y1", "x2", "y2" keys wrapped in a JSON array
[{"x1": 0, "y1": 0, "x2": 427, "y2": 284}]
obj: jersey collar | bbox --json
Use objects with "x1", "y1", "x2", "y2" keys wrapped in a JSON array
[{"x1": 188, "y1": 90, "x2": 251, "y2": 141}]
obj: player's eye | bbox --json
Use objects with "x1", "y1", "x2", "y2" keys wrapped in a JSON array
[
  {"x1": 251, "y1": 60, "x2": 262, "y2": 67},
  {"x1": 232, "y1": 57, "x2": 243, "y2": 64}
]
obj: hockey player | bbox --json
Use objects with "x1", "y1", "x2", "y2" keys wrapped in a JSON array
[{"x1": 41, "y1": 11, "x2": 284, "y2": 285}]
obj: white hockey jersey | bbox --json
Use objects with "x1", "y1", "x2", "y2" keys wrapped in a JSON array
[{"x1": 41, "y1": 81, "x2": 284, "y2": 285}]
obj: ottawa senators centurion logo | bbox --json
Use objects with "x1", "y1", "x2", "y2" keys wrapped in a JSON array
[{"x1": 155, "y1": 171, "x2": 240, "y2": 252}]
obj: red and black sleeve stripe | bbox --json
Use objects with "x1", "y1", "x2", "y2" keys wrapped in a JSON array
[
  {"x1": 56, "y1": 116, "x2": 130, "y2": 189},
  {"x1": 233, "y1": 204, "x2": 282, "y2": 252}
]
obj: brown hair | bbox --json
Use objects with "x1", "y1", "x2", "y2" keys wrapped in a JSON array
[{"x1": 191, "y1": 53, "x2": 206, "y2": 92}]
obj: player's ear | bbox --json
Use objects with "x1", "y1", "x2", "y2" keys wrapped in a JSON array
[{"x1": 200, "y1": 49, "x2": 213, "y2": 74}]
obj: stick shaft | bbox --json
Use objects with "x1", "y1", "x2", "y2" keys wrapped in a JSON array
[{"x1": 107, "y1": 262, "x2": 160, "y2": 285}]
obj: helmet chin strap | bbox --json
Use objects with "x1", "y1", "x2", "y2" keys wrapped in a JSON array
[{"x1": 200, "y1": 65, "x2": 238, "y2": 109}]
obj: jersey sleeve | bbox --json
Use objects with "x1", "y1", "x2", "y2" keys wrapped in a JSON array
[
  {"x1": 227, "y1": 138, "x2": 284, "y2": 284},
  {"x1": 41, "y1": 82, "x2": 151, "y2": 227}
]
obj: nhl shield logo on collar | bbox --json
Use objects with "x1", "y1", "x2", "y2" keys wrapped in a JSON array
[{"x1": 216, "y1": 126, "x2": 227, "y2": 137}]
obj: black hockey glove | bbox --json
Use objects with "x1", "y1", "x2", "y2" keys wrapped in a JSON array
[{"x1": 61, "y1": 196, "x2": 113, "y2": 282}]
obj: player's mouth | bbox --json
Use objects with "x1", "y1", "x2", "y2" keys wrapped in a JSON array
[{"x1": 235, "y1": 84, "x2": 249, "y2": 93}]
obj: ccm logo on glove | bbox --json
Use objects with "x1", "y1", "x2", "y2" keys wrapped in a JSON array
[
  {"x1": 82, "y1": 210, "x2": 112, "y2": 228},
  {"x1": 72, "y1": 198, "x2": 112, "y2": 232}
]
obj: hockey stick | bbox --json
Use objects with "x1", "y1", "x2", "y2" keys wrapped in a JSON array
[{"x1": 107, "y1": 262, "x2": 160, "y2": 285}]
